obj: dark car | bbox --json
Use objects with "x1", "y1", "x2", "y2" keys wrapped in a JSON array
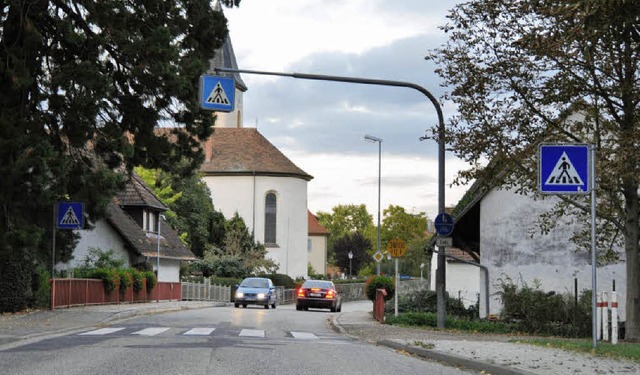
[
  {"x1": 296, "y1": 280, "x2": 342, "y2": 312},
  {"x1": 234, "y1": 277, "x2": 277, "y2": 309}
]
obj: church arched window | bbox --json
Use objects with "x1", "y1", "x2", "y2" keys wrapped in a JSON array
[{"x1": 265, "y1": 192, "x2": 277, "y2": 244}]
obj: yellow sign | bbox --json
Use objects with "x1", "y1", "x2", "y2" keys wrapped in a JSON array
[
  {"x1": 386, "y1": 238, "x2": 406, "y2": 258},
  {"x1": 373, "y1": 251, "x2": 384, "y2": 262}
]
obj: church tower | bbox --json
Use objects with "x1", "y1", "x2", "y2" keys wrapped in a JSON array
[{"x1": 210, "y1": 0, "x2": 247, "y2": 128}]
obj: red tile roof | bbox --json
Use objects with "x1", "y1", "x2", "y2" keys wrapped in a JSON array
[
  {"x1": 308, "y1": 211, "x2": 330, "y2": 236},
  {"x1": 201, "y1": 128, "x2": 313, "y2": 180}
]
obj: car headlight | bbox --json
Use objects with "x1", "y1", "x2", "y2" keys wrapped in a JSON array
[
  {"x1": 236, "y1": 292, "x2": 244, "y2": 298},
  {"x1": 257, "y1": 293, "x2": 266, "y2": 299}
]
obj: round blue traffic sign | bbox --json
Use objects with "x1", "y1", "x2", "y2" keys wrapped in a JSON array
[{"x1": 434, "y1": 212, "x2": 454, "y2": 236}]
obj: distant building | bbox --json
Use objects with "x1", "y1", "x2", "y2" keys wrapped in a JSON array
[
  {"x1": 61, "y1": 174, "x2": 197, "y2": 283},
  {"x1": 308, "y1": 211, "x2": 330, "y2": 275}
]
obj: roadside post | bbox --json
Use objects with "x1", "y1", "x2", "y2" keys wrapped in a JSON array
[
  {"x1": 52, "y1": 202, "x2": 84, "y2": 310},
  {"x1": 539, "y1": 144, "x2": 594, "y2": 347},
  {"x1": 387, "y1": 238, "x2": 407, "y2": 317}
]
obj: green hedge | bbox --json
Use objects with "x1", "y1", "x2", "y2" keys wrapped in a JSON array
[{"x1": 364, "y1": 275, "x2": 395, "y2": 301}]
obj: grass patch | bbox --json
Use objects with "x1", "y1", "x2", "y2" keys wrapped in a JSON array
[
  {"x1": 515, "y1": 338, "x2": 640, "y2": 363},
  {"x1": 386, "y1": 311, "x2": 640, "y2": 363},
  {"x1": 385, "y1": 312, "x2": 523, "y2": 334}
]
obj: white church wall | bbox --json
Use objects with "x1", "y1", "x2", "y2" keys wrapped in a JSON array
[
  {"x1": 480, "y1": 188, "x2": 626, "y2": 320},
  {"x1": 203, "y1": 174, "x2": 309, "y2": 280}
]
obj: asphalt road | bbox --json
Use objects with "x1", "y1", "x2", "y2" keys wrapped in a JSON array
[{"x1": 0, "y1": 301, "x2": 475, "y2": 375}]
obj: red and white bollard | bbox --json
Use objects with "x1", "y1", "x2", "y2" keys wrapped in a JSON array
[
  {"x1": 611, "y1": 292, "x2": 618, "y2": 345},
  {"x1": 602, "y1": 291, "x2": 609, "y2": 342},
  {"x1": 596, "y1": 292, "x2": 603, "y2": 340}
]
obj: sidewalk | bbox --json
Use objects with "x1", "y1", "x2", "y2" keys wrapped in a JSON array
[
  {"x1": 0, "y1": 302, "x2": 638, "y2": 375},
  {"x1": 333, "y1": 310, "x2": 640, "y2": 375}
]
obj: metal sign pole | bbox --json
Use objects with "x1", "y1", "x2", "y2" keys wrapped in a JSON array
[
  {"x1": 590, "y1": 145, "x2": 597, "y2": 349},
  {"x1": 395, "y1": 258, "x2": 399, "y2": 317}
]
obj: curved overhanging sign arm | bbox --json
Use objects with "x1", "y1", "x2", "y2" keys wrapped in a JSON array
[{"x1": 214, "y1": 66, "x2": 448, "y2": 328}]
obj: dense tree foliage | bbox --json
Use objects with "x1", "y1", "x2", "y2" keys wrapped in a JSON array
[
  {"x1": 0, "y1": 0, "x2": 239, "y2": 312},
  {"x1": 333, "y1": 231, "x2": 371, "y2": 277},
  {"x1": 427, "y1": 0, "x2": 640, "y2": 339},
  {"x1": 195, "y1": 213, "x2": 278, "y2": 277},
  {"x1": 317, "y1": 204, "x2": 374, "y2": 262}
]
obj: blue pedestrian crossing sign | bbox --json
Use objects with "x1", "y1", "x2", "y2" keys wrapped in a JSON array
[
  {"x1": 57, "y1": 202, "x2": 84, "y2": 230},
  {"x1": 539, "y1": 144, "x2": 590, "y2": 194},
  {"x1": 199, "y1": 75, "x2": 235, "y2": 112}
]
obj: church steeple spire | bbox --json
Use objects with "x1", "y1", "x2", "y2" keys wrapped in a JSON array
[{"x1": 209, "y1": 2, "x2": 246, "y2": 128}]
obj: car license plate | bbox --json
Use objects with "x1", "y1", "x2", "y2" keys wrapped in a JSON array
[{"x1": 310, "y1": 293, "x2": 321, "y2": 297}]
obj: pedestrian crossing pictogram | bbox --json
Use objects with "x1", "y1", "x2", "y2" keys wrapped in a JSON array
[
  {"x1": 545, "y1": 152, "x2": 584, "y2": 186},
  {"x1": 199, "y1": 75, "x2": 235, "y2": 112},
  {"x1": 60, "y1": 206, "x2": 81, "y2": 225},
  {"x1": 206, "y1": 82, "x2": 231, "y2": 106},
  {"x1": 539, "y1": 144, "x2": 590, "y2": 194},
  {"x1": 56, "y1": 202, "x2": 84, "y2": 229}
]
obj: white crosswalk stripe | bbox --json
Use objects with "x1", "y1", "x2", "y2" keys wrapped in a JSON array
[
  {"x1": 290, "y1": 331, "x2": 318, "y2": 340},
  {"x1": 183, "y1": 328, "x2": 216, "y2": 336},
  {"x1": 79, "y1": 327, "x2": 126, "y2": 335},
  {"x1": 132, "y1": 327, "x2": 171, "y2": 336},
  {"x1": 239, "y1": 329, "x2": 265, "y2": 338},
  {"x1": 77, "y1": 327, "x2": 329, "y2": 341}
]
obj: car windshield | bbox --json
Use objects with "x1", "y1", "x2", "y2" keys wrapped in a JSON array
[
  {"x1": 302, "y1": 281, "x2": 334, "y2": 289},
  {"x1": 241, "y1": 279, "x2": 269, "y2": 288}
]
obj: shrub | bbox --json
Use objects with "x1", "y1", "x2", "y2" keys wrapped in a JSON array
[
  {"x1": 116, "y1": 269, "x2": 132, "y2": 293},
  {"x1": 364, "y1": 275, "x2": 395, "y2": 302},
  {"x1": 33, "y1": 266, "x2": 51, "y2": 309},
  {"x1": 390, "y1": 289, "x2": 478, "y2": 319},
  {"x1": 495, "y1": 275, "x2": 592, "y2": 337},
  {"x1": 144, "y1": 271, "x2": 157, "y2": 290},
  {"x1": 264, "y1": 273, "x2": 295, "y2": 288},
  {"x1": 131, "y1": 269, "x2": 145, "y2": 292},
  {"x1": 89, "y1": 268, "x2": 120, "y2": 293}
]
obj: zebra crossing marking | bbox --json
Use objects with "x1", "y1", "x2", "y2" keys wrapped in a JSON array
[
  {"x1": 77, "y1": 327, "x2": 329, "y2": 341},
  {"x1": 239, "y1": 329, "x2": 265, "y2": 338},
  {"x1": 291, "y1": 331, "x2": 318, "y2": 340},
  {"x1": 79, "y1": 327, "x2": 126, "y2": 335},
  {"x1": 290, "y1": 331, "x2": 318, "y2": 340},
  {"x1": 132, "y1": 327, "x2": 171, "y2": 336},
  {"x1": 183, "y1": 328, "x2": 216, "y2": 336}
]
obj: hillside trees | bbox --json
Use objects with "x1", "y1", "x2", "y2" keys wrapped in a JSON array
[
  {"x1": 427, "y1": 0, "x2": 640, "y2": 339},
  {"x1": 0, "y1": 0, "x2": 239, "y2": 312}
]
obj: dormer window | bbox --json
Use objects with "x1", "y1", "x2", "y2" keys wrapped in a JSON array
[{"x1": 144, "y1": 210, "x2": 159, "y2": 233}]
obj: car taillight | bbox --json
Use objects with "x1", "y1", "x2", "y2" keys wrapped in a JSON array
[
  {"x1": 297, "y1": 288, "x2": 305, "y2": 297},
  {"x1": 326, "y1": 290, "x2": 335, "y2": 299}
]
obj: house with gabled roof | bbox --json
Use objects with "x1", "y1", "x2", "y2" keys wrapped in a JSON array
[
  {"x1": 444, "y1": 160, "x2": 627, "y2": 320},
  {"x1": 59, "y1": 173, "x2": 197, "y2": 282}
]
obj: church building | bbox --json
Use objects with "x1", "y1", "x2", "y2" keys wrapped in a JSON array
[{"x1": 201, "y1": 11, "x2": 313, "y2": 279}]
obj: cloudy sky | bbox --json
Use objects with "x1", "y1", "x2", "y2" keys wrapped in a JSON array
[{"x1": 223, "y1": 0, "x2": 470, "y2": 220}]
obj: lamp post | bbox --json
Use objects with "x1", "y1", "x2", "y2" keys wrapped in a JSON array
[
  {"x1": 364, "y1": 134, "x2": 382, "y2": 275},
  {"x1": 420, "y1": 263, "x2": 425, "y2": 281},
  {"x1": 348, "y1": 251, "x2": 353, "y2": 278}
]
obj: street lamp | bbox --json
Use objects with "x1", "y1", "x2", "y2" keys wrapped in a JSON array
[
  {"x1": 364, "y1": 134, "x2": 382, "y2": 275},
  {"x1": 348, "y1": 251, "x2": 353, "y2": 278}
]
